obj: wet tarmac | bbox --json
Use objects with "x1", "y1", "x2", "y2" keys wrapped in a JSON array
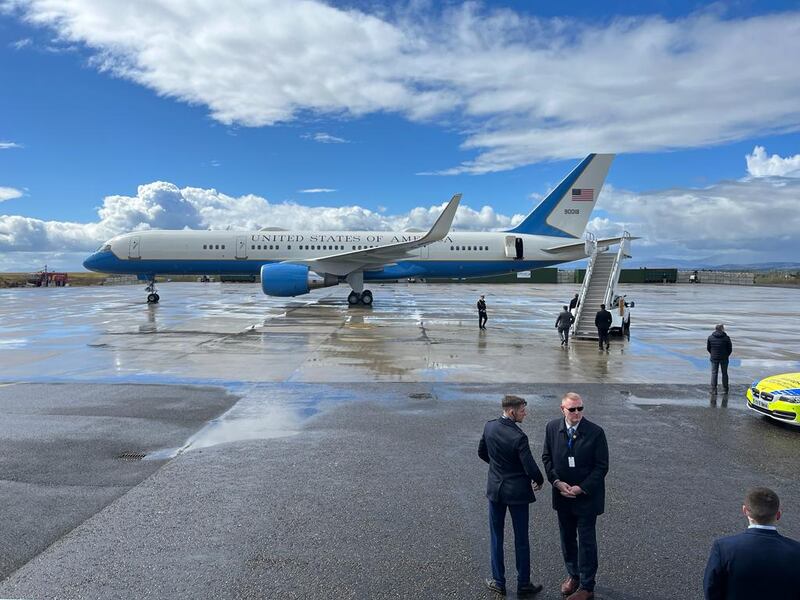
[
  {"x1": 1, "y1": 281, "x2": 798, "y2": 384},
  {"x1": 0, "y1": 282, "x2": 798, "y2": 599}
]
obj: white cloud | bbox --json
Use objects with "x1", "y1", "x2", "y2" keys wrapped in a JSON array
[
  {"x1": 299, "y1": 188, "x2": 336, "y2": 194},
  {"x1": 0, "y1": 141, "x2": 23, "y2": 150},
  {"x1": 8, "y1": 1, "x2": 800, "y2": 173},
  {"x1": 0, "y1": 187, "x2": 24, "y2": 201},
  {"x1": 746, "y1": 146, "x2": 800, "y2": 178},
  {"x1": 590, "y1": 177, "x2": 800, "y2": 262},
  {"x1": 0, "y1": 181, "x2": 517, "y2": 258},
  {"x1": 2, "y1": 157, "x2": 799, "y2": 267},
  {"x1": 10, "y1": 38, "x2": 32, "y2": 50},
  {"x1": 303, "y1": 133, "x2": 349, "y2": 144}
]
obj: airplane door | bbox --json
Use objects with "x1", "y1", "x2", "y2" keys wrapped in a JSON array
[
  {"x1": 235, "y1": 236, "x2": 248, "y2": 259},
  {"x1": 418, "y1": 245, "x2": 429, "y2": 259},
  {"x1": 128, "y1": 236, "x2": 141, "y2": 259}
]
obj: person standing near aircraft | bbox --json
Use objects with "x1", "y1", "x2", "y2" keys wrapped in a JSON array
[
  {"x1": 594, "y1": 305, "x2": 612, "y2": 351},
  {"x1": 479, "y1": 395, "x2": 545, "y2": 597},
  {"x1": 477, "y1": 295, "x2": 488, "y2": 330},
  {"x1": 703, "y1": 486, "x2": 800, "y2": 599},
  {"x1": 555, "y1": 305, "x2": 575, "y2": 346},
  {"x1": 542, "y1": 393, "x2": 609, "y2": 600},
  {"x1": 707, "y1": 324, "x2": 733, "y2": 394}
]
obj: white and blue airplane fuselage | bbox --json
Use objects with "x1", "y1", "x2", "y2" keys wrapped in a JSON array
[{"x1": 84, "y1": 154, "x2": 617, "y2": 305}]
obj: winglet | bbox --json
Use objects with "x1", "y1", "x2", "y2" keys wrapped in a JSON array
[{"x1": 419, "y1": 193, "x2": 461, "y2": 244}]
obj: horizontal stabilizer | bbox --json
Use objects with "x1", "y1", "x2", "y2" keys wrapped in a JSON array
[{"x1": 542, "y1": 236, "x2": 639, "y2": 255}]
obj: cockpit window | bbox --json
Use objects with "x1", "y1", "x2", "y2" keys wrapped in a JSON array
[{"x1": 96, "y1": 243, "x2": 112, "y2": 252}]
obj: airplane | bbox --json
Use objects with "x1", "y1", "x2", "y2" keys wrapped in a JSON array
[{"x1": 83, "y1": 153, "x2": 620, "y2": 305}]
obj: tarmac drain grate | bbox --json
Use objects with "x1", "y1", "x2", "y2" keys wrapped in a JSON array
[
  {"x1": 409, "y1": 393, "x2": 433, "y2": 400},
  {"x1": 116, "y1": 452, "x2": 147, "y2": 461}
]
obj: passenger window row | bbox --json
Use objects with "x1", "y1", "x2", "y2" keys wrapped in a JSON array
[
  {"x1": 451, "y1": 245, "x2": 490, "y2": 251},
  {"x1": 252, "y1": 245, "x2": 280, "y2": 250},
  {"x1": 202, "y1": 244, "x2": 226, "y2": 250}
]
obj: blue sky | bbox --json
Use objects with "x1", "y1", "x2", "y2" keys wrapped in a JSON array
[{"x1": 1, "y1": 0, "x2": 800, "y2": 269}]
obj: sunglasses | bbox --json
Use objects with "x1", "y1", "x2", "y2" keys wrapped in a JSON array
[{"x1": 564, "y1": 406, "x2": 584, "y2": 413}]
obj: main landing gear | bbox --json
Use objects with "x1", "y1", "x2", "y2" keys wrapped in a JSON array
[
  {"x1": 347, "y1": 290, "x2": 373, "y2": 306},
  {"x1": 145, "y1": 278, "x2": 160, "y2": 304}
]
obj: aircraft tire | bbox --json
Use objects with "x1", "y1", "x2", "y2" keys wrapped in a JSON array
[
  {"x1": 347, "y1": 291, "x2": 360, "y2": 306},
  {"x1": 147, "y1": 293, "x2": 158, "y2": 304},
  {"x1": 361, "y1": 290, "x2": 373, "y2": 305}
]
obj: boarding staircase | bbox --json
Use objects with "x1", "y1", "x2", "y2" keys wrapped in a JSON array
[{"x1": 572, "y1": 232, "x2": 631, "y2": 339}]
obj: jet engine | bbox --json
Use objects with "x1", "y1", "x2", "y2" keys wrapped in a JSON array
[{"x1": 260, "y1": 263, "x2": 338, "y2": 297}]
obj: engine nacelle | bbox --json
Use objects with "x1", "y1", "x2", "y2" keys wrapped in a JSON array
[{"x1": 260, "y1": 263, "x2": 338, "y2": 297}]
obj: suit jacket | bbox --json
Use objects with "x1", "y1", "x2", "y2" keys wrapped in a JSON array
[
  {"x1": 477, "y1": 299, "x2": 487, "y2": 313},
  {"x1": 479, "y1": 417, "x2": 544, "y2": 505},
  {"x1": 595, "y1": 309, "x2": 612, "y2": 330},
  {"x1": 555, "y1": 310, "x2": 574, "y2": 330},
  {"x1": 541, "y1": 417, "x2": 609, "y2": 515},
  {"x1": 703, "y1": 528, "x2": 800, "y2": 600}
]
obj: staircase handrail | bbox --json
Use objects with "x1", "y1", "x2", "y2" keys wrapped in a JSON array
[
  {"x1": 603, "y1": 230, "x2": 631, "y2": 308},
  {"x1": 572, "y1": 234, "x2": 598, "y2": 334}
]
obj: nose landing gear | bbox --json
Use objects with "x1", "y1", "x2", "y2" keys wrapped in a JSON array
[{"x1": 145, "y1": 278, "x2": 160, "y2": 304}]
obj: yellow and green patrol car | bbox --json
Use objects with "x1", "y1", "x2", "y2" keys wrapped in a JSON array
[{"x1": 747, "y1": 373, "x2": 800, "y2": 427}]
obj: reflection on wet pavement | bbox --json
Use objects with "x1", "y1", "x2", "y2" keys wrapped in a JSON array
[{"x1": 1, "y1": 282, "x2": 798, "y2": 385}]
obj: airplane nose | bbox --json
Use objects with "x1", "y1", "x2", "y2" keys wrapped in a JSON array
[{"x1": 83, "y1": 253, "x2": 99, "y2": 271}]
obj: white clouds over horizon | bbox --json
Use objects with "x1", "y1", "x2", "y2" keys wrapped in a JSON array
[
  {"x1": 2, "y1": 147, "x2": 799, "y2": 267},
  {"x1": 7, "y1": 1, "x2": 800, "y2": 173},
  {"x1": 0, "y1": 141, "x2": 23, "y2": 150}
]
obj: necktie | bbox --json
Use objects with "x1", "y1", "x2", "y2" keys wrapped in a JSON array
[{"x1": 567, "y1": 427, "x2": 575, "y2": 451}]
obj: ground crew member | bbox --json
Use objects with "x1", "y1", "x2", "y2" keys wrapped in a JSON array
[
  {"x1": 556, "y1": 305, "x2": 575, "y2": 346},
  {"x1": 594, "y1": 304, "x2": 612, "y2": 351},
  {"x1": 477, "y1": 295, "x2": 488, "y2": 330}
]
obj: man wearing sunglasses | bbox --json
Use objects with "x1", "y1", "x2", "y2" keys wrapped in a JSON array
[
  {"x1": 479, "y1": 395, "x2": 546, "y2": 597},
  {"x1": 542, "y1": 393, "x2": 609, "y2": 600}
]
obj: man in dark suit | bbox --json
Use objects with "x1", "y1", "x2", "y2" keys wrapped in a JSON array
[
  {"x1": 594, "y1": 304, "x2": 612, "y2": 351},
  {"x1": 706, "y1": 323, "x2": 733, "y2": 393},
  {"x1": 479, "y1": 395, "x2": 545, "y2": 597},
  {"x1": 542, "y1": 392, "x2": 609, "y2": 600},
  {"x1": 704, "y1": 486, "x2": 800, "y2": 599}
]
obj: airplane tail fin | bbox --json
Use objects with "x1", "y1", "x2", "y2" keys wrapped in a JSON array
[{"x1": 505, "y1": 153, "x2": 615, "y2": 238}]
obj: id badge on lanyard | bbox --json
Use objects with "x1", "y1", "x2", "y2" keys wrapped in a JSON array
[{"x1": 568, "y1": 456, "x2": 576, "y2": 468}]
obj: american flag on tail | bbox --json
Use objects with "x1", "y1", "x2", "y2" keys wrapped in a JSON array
[{"x1": 571, "y1": 188, "x2": 594, "y2": 201}]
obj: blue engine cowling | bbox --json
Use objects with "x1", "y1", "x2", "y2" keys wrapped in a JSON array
[{"x1": 260, "y1": 263, "x2": 338, "y2": 297}]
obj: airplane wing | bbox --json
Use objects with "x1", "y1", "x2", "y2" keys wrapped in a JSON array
[
  {"x1": 285, "y1": 193, "x2": 461, "y2": 276},
  {"x1": 542, "y1": 235, "x2": 639, "y2": 255}
]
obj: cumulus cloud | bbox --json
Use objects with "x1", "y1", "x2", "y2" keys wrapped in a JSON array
[
  {"x1": 0, "y1": 181, "x2": 517, "y2": 258},
  {"x1": 746, "y1": 146, "x2": 800, "y2": 178},
  {"x1": 0, "y1": 142, "x2": 23, "y2": 150},
  {"x1": 303, "y1": 133, "x2": 349, "y2": 144},
  {"x1": 2, "y1": 148, "x2": 798, "y2": 266},
  {"x1": 0, "y1": 187, "x2": 24, "y2": 201},
  {"x1": 589, "y1": 177, "x2": 800, "y2": 262},
  {"x1": 7, "y1": 1, "x2": 800, "y2": 173}
]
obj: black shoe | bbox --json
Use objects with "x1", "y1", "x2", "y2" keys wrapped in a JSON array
[
  {"x1": 711, "y1": 387, "x2": 718, "y2": 394},
  {"x1": 517, "y1": 582, "x2": 543, "y2": 596},
  {"x1": 485, "y1": 578, "x2": 506, "y2": 595}
]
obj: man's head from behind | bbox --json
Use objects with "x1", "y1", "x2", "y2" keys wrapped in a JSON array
[
  {"x1": 563, "y1": 305, "x2": 568, "y2": 311},
  {"x1": 600, "y1": 304, "x2": 606, "y2": 310},
  {"x1": 715, "y1": 323, "x2": 725, "y2": 333},
  {"x1": 743, "y1": 487, "x2": 781, "y2": 525},
  {"x1": 502, "y1": 395, "x2": 527, "y2": 423},
  {"x1": 560, "y1": 392, "x2": 584, "y2": 426}
]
